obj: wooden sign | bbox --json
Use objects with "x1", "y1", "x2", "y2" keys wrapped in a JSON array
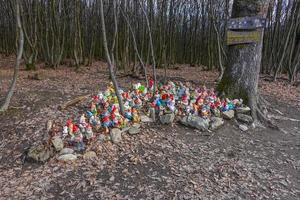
[
  {"x1": 228, "y1": 16, "x2": 266, "y2": 30},
  {"x1": 227, "y1": 30, "x2": 263, "y2": 45}
]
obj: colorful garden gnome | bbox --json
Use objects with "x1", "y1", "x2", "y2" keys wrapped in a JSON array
[{"x1": 85, "y1": 124, "x2": 94, "y2": 140}]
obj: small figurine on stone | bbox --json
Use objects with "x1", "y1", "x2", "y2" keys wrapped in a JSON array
[
  {"x1": 201, "y1": 105, "x2": 211, "y2": 119},
  {"x1": 66, "y1": 119, "x2": 74, "y2": 138},
  {"x1": 149, "y1": 78, "x2": 154, "y2": 91},
  {"x1": 134, "y1": 97, "x2": 143, "y2": 109},
  {"x1": 62, "y1": 126, "x2": 68, "y2": 138},
  {"x1": 132, "y1": 108, "x2": 141, "y2": 123},
  {"x1": 79, "y1": 114, "x2": 88, "y2": 132},
  {"x1": 91, "y1": 102, "x2": 97, "y2": 116},
  {"x1": 85, "y1": 124, "x2": 94, "y2": 140}
]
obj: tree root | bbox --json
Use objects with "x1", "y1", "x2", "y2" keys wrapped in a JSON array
[
  {"x1": 267, "y1": 114, "x2": 300, "y2": 122},
  {"x1": 250, "y1": 95, "x2": 298, "y2": 132},
  {"x1": 256, "y1": 107, "x2": 279, "y2": 130},
  {"x1": 253, "y1": 95, "x2": 279, "y2": 130}
]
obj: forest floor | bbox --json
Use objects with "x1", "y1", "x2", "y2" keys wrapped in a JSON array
[{"x1": 0, "y1": 56, "x2": 300, "y2": 199}]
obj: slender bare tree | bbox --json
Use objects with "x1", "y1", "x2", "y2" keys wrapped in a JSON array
[
  {"x1": 139, "y1": 0, "x2": 157, "y2": 92},
  {"x1": 99, "y1": 0, "x2": 124, "y2": 115},
  {"x1": 0, "y1": 0, "x2": 24, "y2": 112}
]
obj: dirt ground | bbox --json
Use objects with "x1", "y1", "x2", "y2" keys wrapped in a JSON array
[{"x1": 0, "y1": 56, "x2": 300, "y2": 199}]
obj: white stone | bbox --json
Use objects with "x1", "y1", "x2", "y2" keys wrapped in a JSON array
[
  {"x1": 58, "y1": 154, "x2": 77, "y2": 161},
  {"x1": 110, "y1": 128, "x2": 122, "y2": 143},
  {"x1": 239, "y1": 124, "x2": 249, "y2": 132}
]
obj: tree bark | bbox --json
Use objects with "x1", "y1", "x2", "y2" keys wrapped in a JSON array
[
  {"x1": 217, "y1": 0, "x2": 270, "y2": 122},
  {"x1": 0, "y1": 0, "x2": 24, "y2": 112}
]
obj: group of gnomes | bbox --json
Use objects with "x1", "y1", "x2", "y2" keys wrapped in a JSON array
[
  {"x1": 151, "y1": 81, "x2": 177, "y2": 115},
  {"x1": 173, "y1": 83, "x2": 243, "y2": 118},
  {"x1": 60, "y1": 79, "x2": 245, "y2": 151},
  {"x1": 62, "y1": 116, "x2": 93, "y2": 151}
]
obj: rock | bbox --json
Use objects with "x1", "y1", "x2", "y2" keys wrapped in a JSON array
[
  {"x1": 109, "y1": 175, "x2": 115, "y2": 182},
  {"x1": 149, "y1": 107, "x2": 156, "y2": 121},
  {"x1": 59, "y1": 148, "x2": 74, "y2": 155},
  {"x1": 222, "y1": 110, "x2": 235, "y2": 120},
  {"x1": 140, "y1": 115, "x2": 153, "y2": 123},
  {"x1": 128, "y1": 124, "x2": 141, "y2": 135},
  {"x1": 51, "y1": 136, "x2": 64, "y2": 151},
  {"x1": 159, "y1": 113, "x2": 175, "y2": 124},
  {"x1": 27, "y1": 144, "x2": 54, "y2": 162},
  {"x1": 180, "y1": 115, "x2": 210, "y2": 131},
  {"x1": 83, "y1": 151, "x2": 97, "y2": 160},
  {"x1": 121, "y1": 127, "x2": 130, "y2": 133},
  {"x1": 237, "y1": 113, "x2": 253, "y2": 124},
  {"x1": 210, "y1": 117, "x2": 224, "y2": 130},
  {"x1": 57, "y1": 154, "x2": 77, "y2": 161},
  {"x1": 236, "y1": 106, "x2": 251, "y2": 114},
  {"x1": 110, "y1": 128, "x2": 122, "y2": 143},
  {"x1": 239, "y1": 124, "x2": 248, "y2": 132}
]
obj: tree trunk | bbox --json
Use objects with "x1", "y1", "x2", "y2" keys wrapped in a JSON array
[
  {"x1": 0, "y1": 0, "x2": 24, "y2": 112},
  {"x1": 139, "y1": 0, "x2": 157, "y2": 93},
  {"x1": 217, "y1": 0, "x2": 270, "y2": 122},
  {"x1": 99, "y1": 0, "x2": 124, "y2": 115}
]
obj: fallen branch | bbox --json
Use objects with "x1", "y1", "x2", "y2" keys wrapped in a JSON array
[
  {"x1": 9, "y1": 105, "x2": 26, "y2": 110},
  {"x1": 58, "y1": 94, "x2": 89, "y2": 110}
]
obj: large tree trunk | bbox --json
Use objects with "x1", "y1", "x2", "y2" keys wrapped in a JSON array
[
  {"x1": 217, "y1": 0, "x2": 269, "y2": 122},
  {"x1": 0, "y1": 0, "x2": 24, "y2": 112}
]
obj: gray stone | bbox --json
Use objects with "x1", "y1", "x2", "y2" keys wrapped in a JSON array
[
  {"x1": 236, "y1": 106, "x2": 251, "y2": 114},
  {"x1": 57, "y1": 154, "x2": 77, "y2": 161},
  {"x1": 237, "y1": 113, "x2": 253, "y2": 124},
  {"x1": 180, "y1": 115, "x2": 210, "y2": 131},
  {"x1": 51, "y1": 136, "x2": 64, "y2": 151},
  {"x1": 140, "y1": 115, "x2": 153, "y2": 123},
  {"x1": 210, "y1": 117, "x2": 224, "y2": 130},
  {"x1": 27, "y1": 144, "x2": 54, "y2": 162},
  {"x1": 60, "y1": 148, "x2": 74, "y2": 155},
  {"x1": 109, "y1": 175, "x2": 115, "y2": 182},
  {"x1": 222, "y1": 110, "x2": 235, "y2": 120},
  {"x1": 110, "y1": 128, "x2": 122, "y2": 143},
  {"x1": 120, "y1": 127, "x2": 130, "y2": 133},
  {"x1": 149, "y1": 107, "x2": 156, "y2": 121},
  {"x1": 239, "y1": 124, "x2": 249, "y2": 132},
  {"x1": 83, "y1": 151, "x2": 97, "y2": 160},
  {"x1": 128, "y1": 124, "x2": 141, "y2": 135},
  {"x1": 159, "y1": 113, "x2": 175, "y2": 124}
]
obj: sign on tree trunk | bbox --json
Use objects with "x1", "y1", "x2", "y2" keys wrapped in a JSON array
[{"x1": 227, "y1": 30, "x2": 263, "y2": 45}]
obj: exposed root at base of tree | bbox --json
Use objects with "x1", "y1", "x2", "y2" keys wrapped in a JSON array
[
  {"x1": 253, "y1": 95, "x2": 280, "y2": 130},
  {"x1": 256, "y1": 108, "x2": 279, "y2": 130}
]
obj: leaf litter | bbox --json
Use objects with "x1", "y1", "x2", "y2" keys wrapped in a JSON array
[{"x1": 0, "y1": 62, "x2": 300, "y2": 199}]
